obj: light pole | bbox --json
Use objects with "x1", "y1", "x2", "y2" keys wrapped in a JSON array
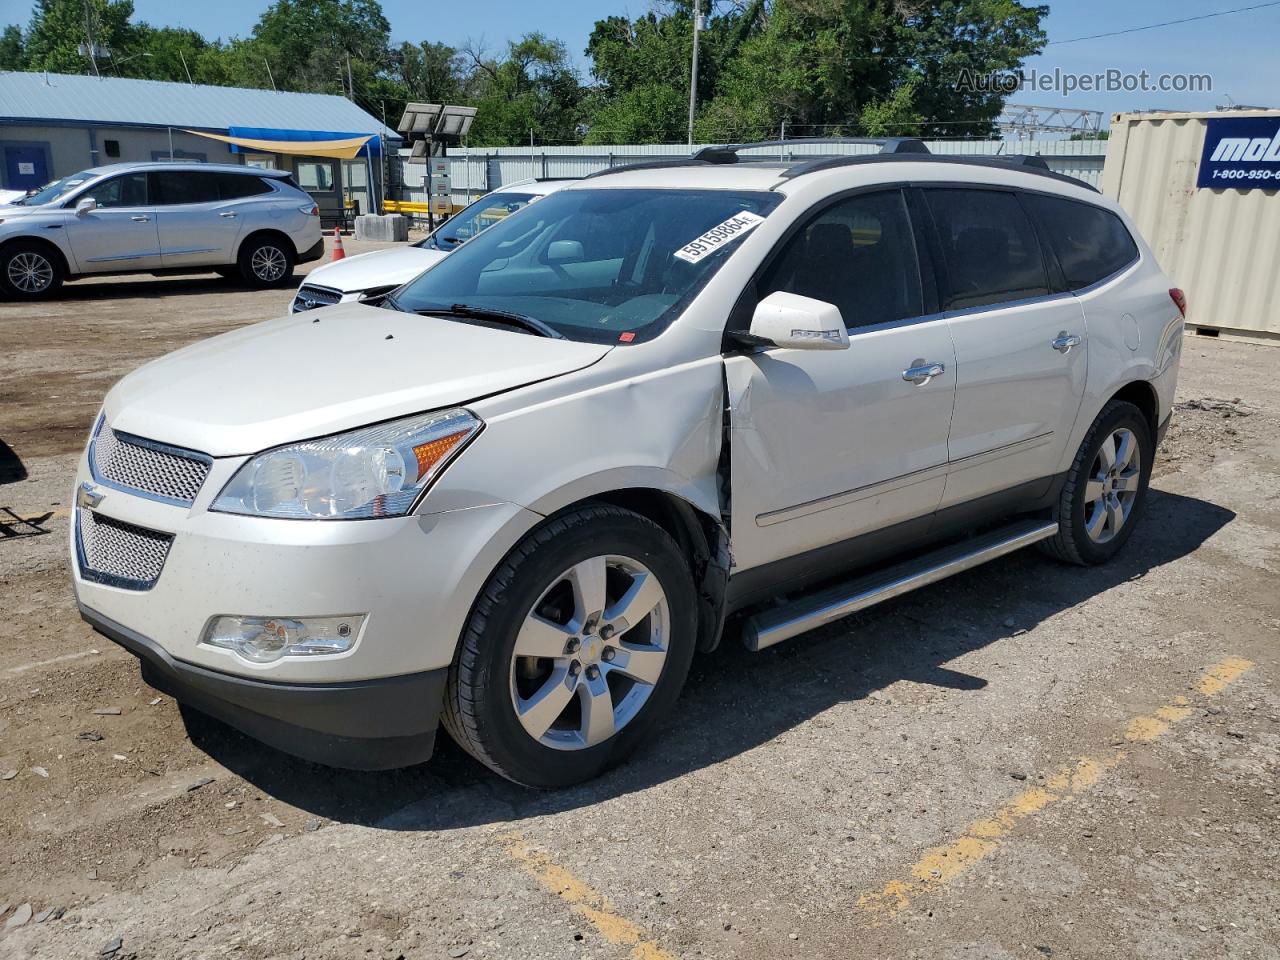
[{"x1": 687, "y1": 0, "x2": 703, "y2": 146}]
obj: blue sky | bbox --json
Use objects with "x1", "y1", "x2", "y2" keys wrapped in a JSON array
[{"x1": 6, "y1": 0, "x2": 1278, "y2": 125}]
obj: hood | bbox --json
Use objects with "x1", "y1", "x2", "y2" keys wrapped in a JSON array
[
  {"x1": 302, "y1": 245, "x2": 448, "y2": 293},
  {"x1": 105, "y1": 302, "x2": 611, "y2": 456}
]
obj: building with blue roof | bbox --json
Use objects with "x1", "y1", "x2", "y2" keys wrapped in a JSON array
[{"x1": 0, "y1": 71, "x2": 401, "y2": 223}]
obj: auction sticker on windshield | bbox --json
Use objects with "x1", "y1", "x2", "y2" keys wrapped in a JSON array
[{"x1": 674, "y1": 211, "x2": 766, "y2": 263}]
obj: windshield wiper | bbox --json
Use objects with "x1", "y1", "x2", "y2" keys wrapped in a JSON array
[
  {"x1": 379, "y1": 291, "x2": 407, "y2": 311},
  {"x1": 417, "y1": 303, "x2": 564, "y2": 339}
]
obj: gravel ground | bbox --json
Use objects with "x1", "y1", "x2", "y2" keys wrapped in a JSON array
[{"x1": 1, "y1": 251, "x2": 1277, "y2": 960}]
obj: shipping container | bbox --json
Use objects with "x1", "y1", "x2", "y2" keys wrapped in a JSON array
[{"x1": 1103, "y1": 110, "x2": 1280, "y2": 345}]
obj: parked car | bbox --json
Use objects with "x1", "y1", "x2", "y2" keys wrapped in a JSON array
[
  {"x1": 71, "y1": 140, "x2": 1184, "y2": 788},
  {"x1": 0, "y1": 162, "x2": 322, "y2": 299},
  {"x1": 291, "y1": 178, "x2": 574, "y2": 312}
]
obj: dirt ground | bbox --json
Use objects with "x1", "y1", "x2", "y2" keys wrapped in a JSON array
[{"x1": 1, "y1": 248, "x2": 1277, "y2": 960}]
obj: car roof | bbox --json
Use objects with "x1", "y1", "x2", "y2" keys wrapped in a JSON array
[
  {"x1": 76, "y1": 161, "x2": 289, "y2": 178},
  {"x1": 565, "y1": 153, "x2": 1103, "y2": 205}
]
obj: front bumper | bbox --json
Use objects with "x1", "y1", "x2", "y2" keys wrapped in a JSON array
[{"x1": 82, "y1": 604, "x2": 446, "y2": 769}]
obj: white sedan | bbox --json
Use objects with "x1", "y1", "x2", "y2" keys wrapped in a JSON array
[{"x1": 291, "y1": 178, "x2": 574, "y2": 312}]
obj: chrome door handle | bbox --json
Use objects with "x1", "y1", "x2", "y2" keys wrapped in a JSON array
[
  {"x1": 1052, "y1": 332, "x2": 1082, "y2": 353},
  {"x1": 903, "y1": 360, "x2": 946, "y2": 385},
  {"x1": 219, "y1": 211, "x2": 238, "y2": 218},
  {"x1": 129, "y1": 215, "x2": 150, "y2": 222}
]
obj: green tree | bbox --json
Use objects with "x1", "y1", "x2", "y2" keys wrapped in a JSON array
[
  {"x1": 589, "y1": 0, "x2": 1046, "y2": 143},
  {"x1": 465, "y1": 34, "x2": 582, "y2": 146},
  {"x1": 122, "y1": 25, "x2": 208, "y2": 81},
  {"x1": 903, "y1": 0, "x2": 1048, "y2": 138},
  {"x1": 0, "y1": 24, "x2": 24, "y2": 69},
  {"x1": 249, "y1": 0, "x2": 392, "y2": 94},
  {"x1": 585, "y1": 1, "x2": 765, "y2": 142},
  {"x1": 397, "y1": 40, "x2": 465, "y2": 103},
  {"x1": 22, "y1": 0, "x2": 139, "y2": 75}
]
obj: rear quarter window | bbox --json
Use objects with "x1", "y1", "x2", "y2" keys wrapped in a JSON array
[
  {"x1": 215, "y1": 173, "x2": 274, "y2": 200},
  {"x1": 1025, "y1": 194, "x2": 1139, "y2": 290}
]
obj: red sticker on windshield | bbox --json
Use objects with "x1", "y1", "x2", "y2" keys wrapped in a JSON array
[{"x1": 619, "y1": 331, "x2": 636, "y2": 343}]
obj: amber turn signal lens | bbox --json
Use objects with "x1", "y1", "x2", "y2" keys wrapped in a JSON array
[{"x1": 412, "y1": 429, "x2": 471, "y2": 480}]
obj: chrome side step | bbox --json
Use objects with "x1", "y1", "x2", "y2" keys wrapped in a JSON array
[{"x1": 741, "y1": 520, "x2": 1059, "y2": 651}]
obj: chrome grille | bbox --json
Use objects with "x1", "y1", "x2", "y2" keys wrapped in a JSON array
[
  {"x1": 91, "y1": 422, "x2": 211, "y2": 506},
  {"x1": 292, "y1": 284, "x2": 343, "y2": 312},
  {"x1": 77, "y1": 509, "x2": 173, "y2": 590}
]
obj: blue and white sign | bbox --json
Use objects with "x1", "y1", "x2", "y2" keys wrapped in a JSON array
[{"x1": 1198, "y1": 116, "x2": 1280, "y2": 189}]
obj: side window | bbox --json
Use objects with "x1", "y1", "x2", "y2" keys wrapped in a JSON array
[
  {"x1": 150, "y1": 170, "x2": 220, "y2": 205},
  {"x1": 758, "y1": 189, "x2": 923, "y2": 329},
  {"x1": 215, "y1": 173, "x2": 274, "y2": 200},
  {"x1": 1024, "y1": 194, "x2": 1139, "y2": 290},
  {"x1": 87, "y1": 172, "x2": 147, "y2": 208},
  {"x1": 926, "y1": 189, "x2": 1049, "y2": 310}
]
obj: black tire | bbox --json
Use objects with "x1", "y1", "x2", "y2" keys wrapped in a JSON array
[
  {"x1": 1039, "y1": 399, "x2": 1154, "y2": 566},
  {"x1": 442, "y1": 504, "x2": 698, "y2": 788},
  {"x1": 0, "y1": 241, "x2": 64, "y2": 299},
  {"x1": 237, "y1": 235, "x2": 295, "y2": 288}
]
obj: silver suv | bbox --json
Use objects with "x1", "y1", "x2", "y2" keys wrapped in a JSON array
[{"x1": 0, "y1": 162, "x2": 323, "y2": 298}]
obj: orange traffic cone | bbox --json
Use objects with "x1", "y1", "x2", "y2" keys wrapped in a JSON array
[{"x1": 331, "y1": 227, "x2": 346, "y2": 261}]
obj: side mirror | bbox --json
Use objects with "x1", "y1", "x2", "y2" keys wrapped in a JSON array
[
  {"x1": 747, "y1": 291, "x2": 850, "y2": 350},
  {"x1": 546, "y1": 239, "x2": 584, "y2": 264},
  {"x1": 75, "y1": 197, "x2": 97, "y2": 216}
]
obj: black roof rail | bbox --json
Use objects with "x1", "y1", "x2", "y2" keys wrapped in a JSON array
[
  {"x1": 779, "y1": 151, "x2": 1097, "y2": 192},
  {"x1": 692, "y1": 136, "x2": 930, "y2": 162}
]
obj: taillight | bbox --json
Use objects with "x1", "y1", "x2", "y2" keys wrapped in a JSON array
[
  {"x1": 1169, "y1": 288, "x2": 1187, "y2": 318},
  {"x1": 299, "y1": 203, "x2": 319, "y2": 217}
]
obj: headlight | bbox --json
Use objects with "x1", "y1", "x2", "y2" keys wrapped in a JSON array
[{"x1": 211, "y1": 408, "x2": 481, "y2": 519}]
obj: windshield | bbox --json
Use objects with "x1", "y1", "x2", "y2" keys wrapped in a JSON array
[
  {"x1": 15, "y1": 170, "x2": 96, "y2": 206},
  {"x1": 417, "y1": 191, "x2": 538, "y2": 251},
  {"x1": 395, "y1": 188, "x2": 781, "y2": 344}
]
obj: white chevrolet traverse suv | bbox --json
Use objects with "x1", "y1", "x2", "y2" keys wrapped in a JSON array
[
  {"x1": 290, "y1": 178, "x2": 574, "y2": 312},
  {"x1": 1, "y1": 162, "x2": 322, "y2": 298},
  {"x1": 71, "y1": 140, "x2": 1183, "y2": 787}
]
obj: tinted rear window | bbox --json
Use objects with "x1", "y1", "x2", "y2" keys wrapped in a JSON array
[
  {"x1": 926, "y1": 189, "x2": 1049, "y2": 310},
  {"x1": 1025, "y1": 194, "x2": 1139, "y2": 290},
  {"x1": 215, "y1": 172, "x2": 274, "y2": 199},
  {"x1": 150, "y1": 170, "x2": 220, "y2": 205}
]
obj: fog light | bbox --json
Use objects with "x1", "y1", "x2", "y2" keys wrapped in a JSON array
[{"x1": 201, "y1": 615, "x2": 365, "y2": 663}]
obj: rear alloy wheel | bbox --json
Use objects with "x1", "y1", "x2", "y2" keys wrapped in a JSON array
[
  {"x1": 1, "y1": 243, "x2": 64, "y2": 299},
  {"x1": 1040, "y1": 399, "x2": 1154, "y2": 566},
  {"x1": 238, "y1": 237, "x2": 294, "y2": 288},
  {"x1": 1082, "y1": 427, "x2": 1142, "y2": 545},
  {"x1": 443, "y1": 504, "x2": 697, "y2": 787}
]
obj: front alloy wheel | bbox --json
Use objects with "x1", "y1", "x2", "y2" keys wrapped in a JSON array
[
  {"x1": 443, "y1": 504, "x2": 697, "y2": 787},
  {"x1": 1, "y1": 243, "x2": 63, "y2": 299},
  {"x1": 510, "y1": 555, "x2": 670, "y2": 751}
]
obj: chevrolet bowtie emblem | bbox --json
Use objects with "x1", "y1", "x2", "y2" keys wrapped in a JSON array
[{"x1": 78, "y1": 482, "x2": 104, "y2": 510}]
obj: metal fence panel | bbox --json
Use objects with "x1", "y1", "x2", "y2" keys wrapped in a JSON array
[{"x1": 393, "y1": 139, "x2": 1107, "y2": 207}]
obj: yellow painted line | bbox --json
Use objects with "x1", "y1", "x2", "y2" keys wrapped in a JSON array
[
  {"x1": 501, "y1": 832, "x2": 677, "y2": 960},
  {"x1": 857, "y1": 655, "x2": 1255, "y2": 918},
  {"x1": 1198, "y1": 655, "x2": 1254, "y2": 696}
]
